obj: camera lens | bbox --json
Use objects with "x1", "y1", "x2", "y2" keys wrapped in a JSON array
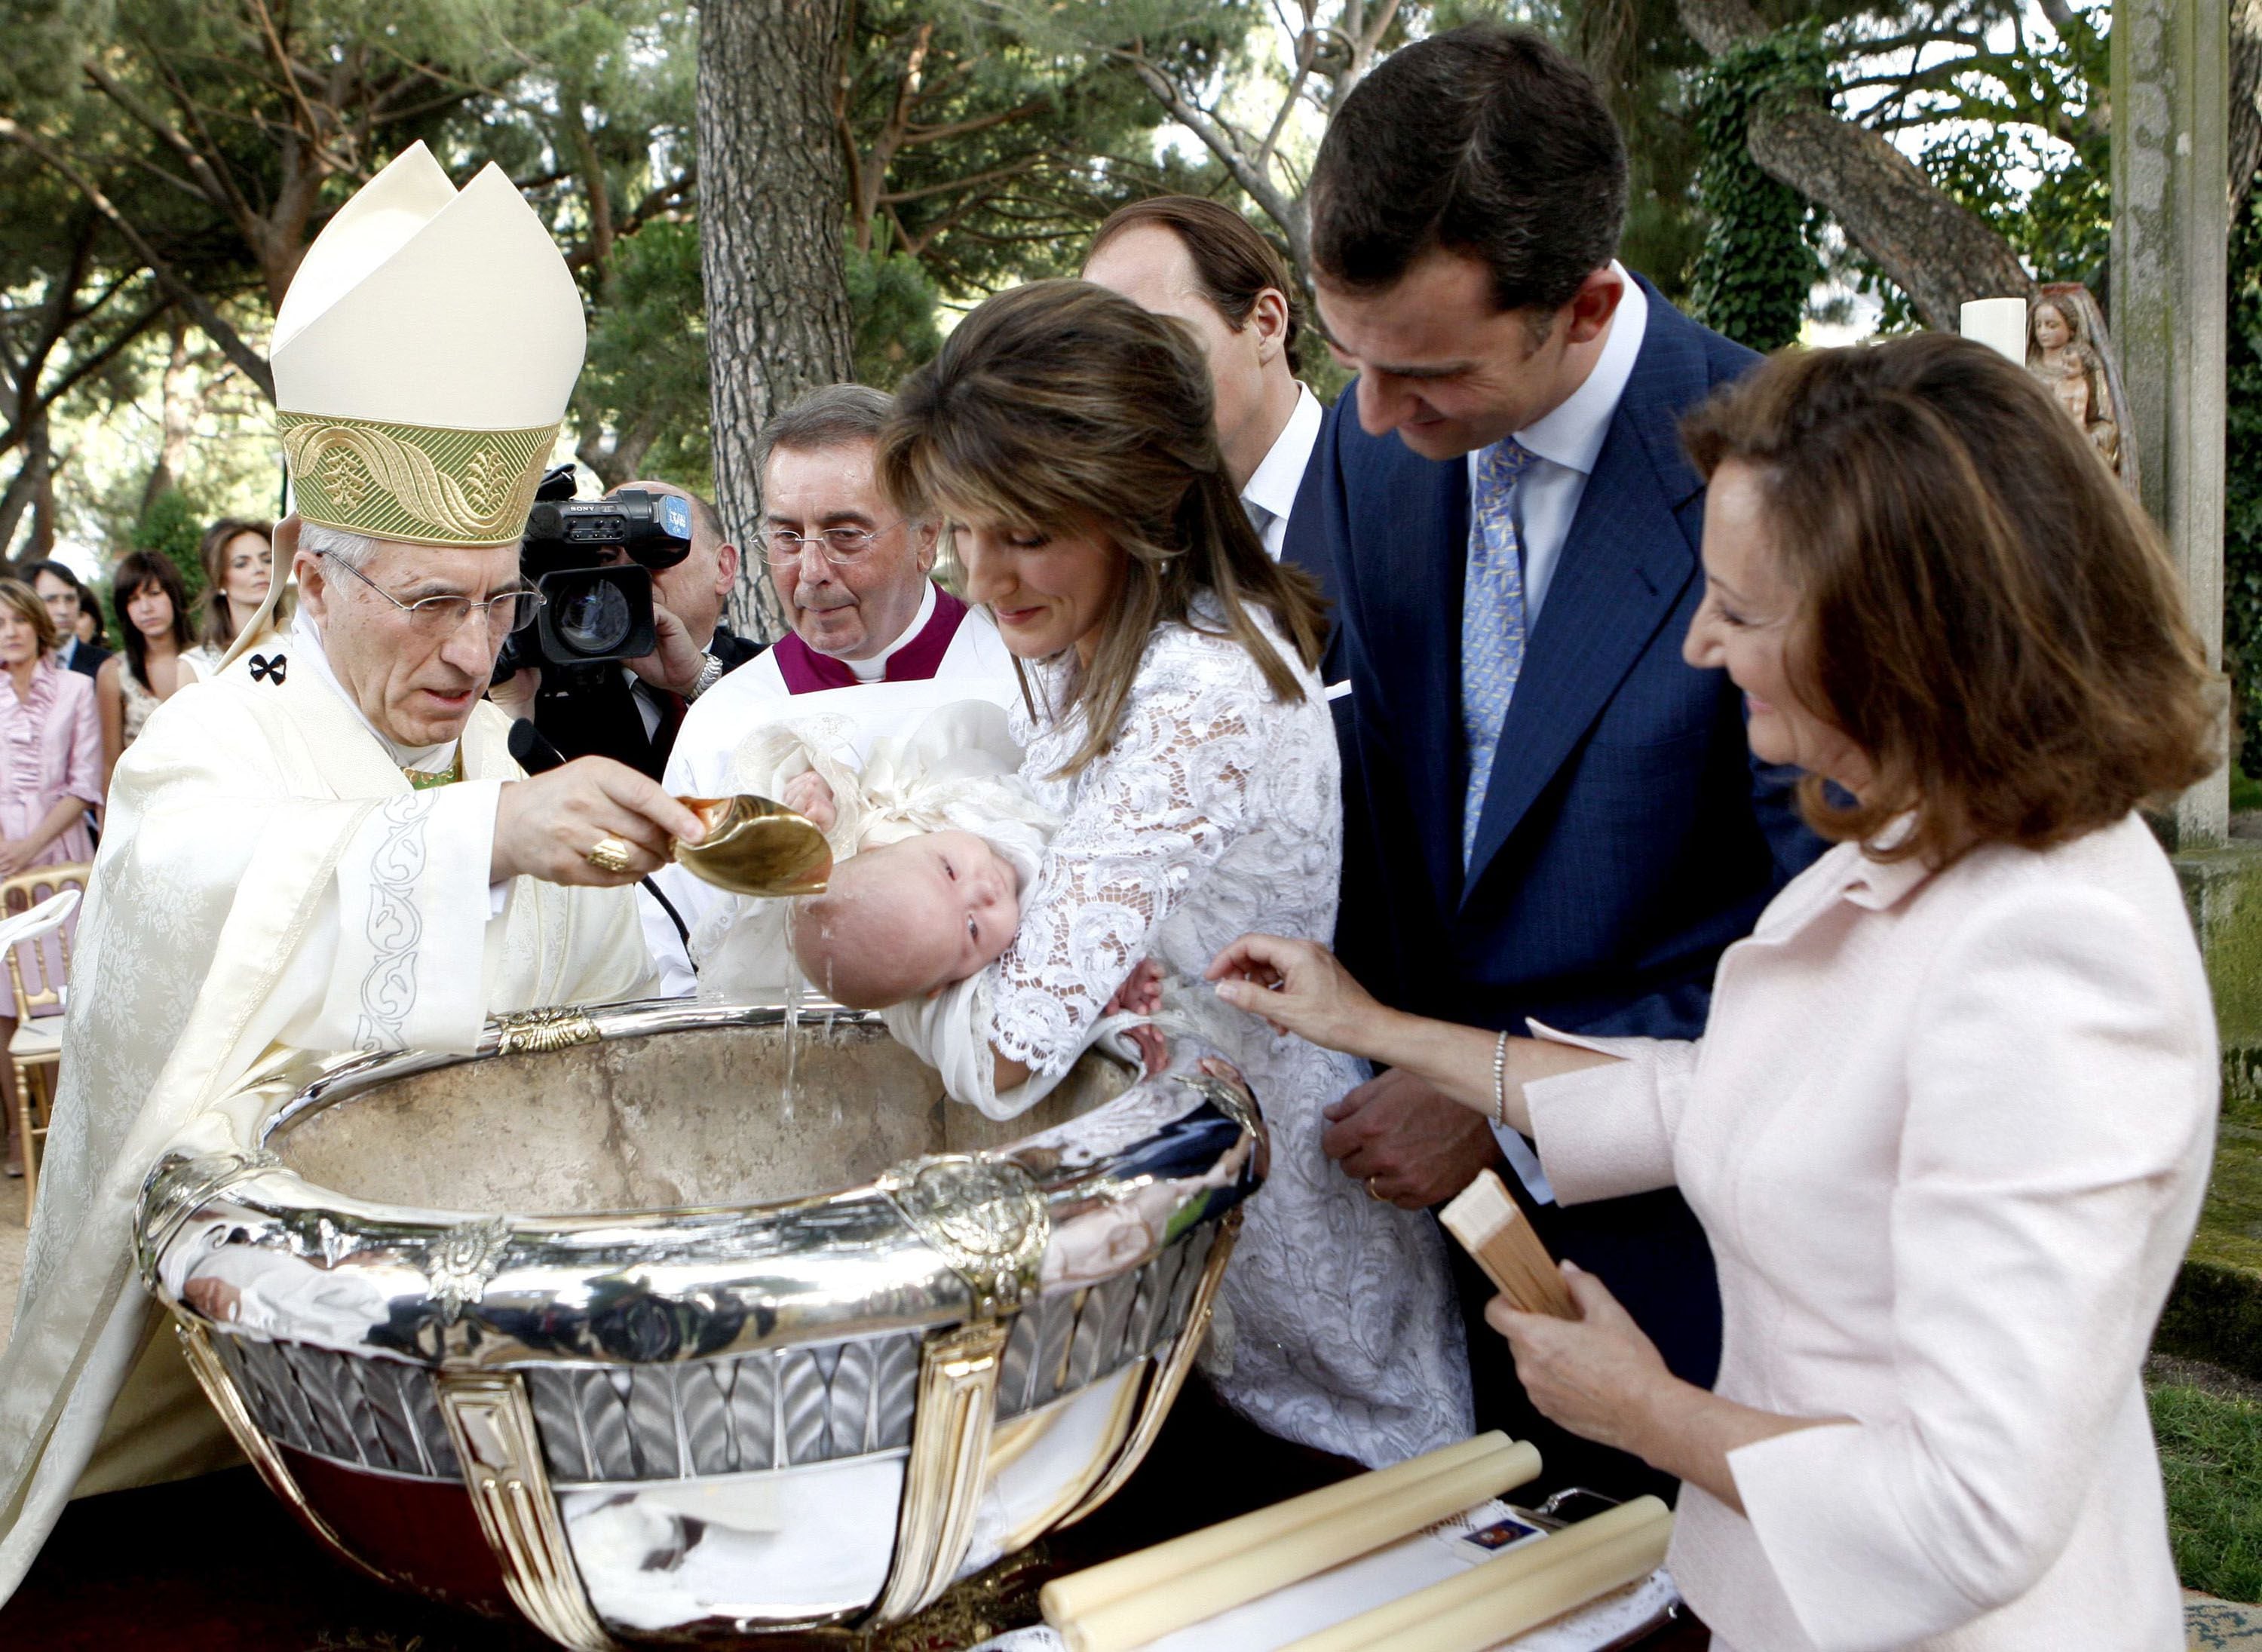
[{"x1": 555, "y1": 579, "x2": 633, "y2": 656}]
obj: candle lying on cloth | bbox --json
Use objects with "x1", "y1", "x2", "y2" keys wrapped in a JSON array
[
  {"x1": 1044, "y1": 1436, "x2": 1542, "y2": 1652},
  {"x1": 1039, "y1": 1431, "x2": 1519, "y2": 1623},
  {"x1": 1279, "y1": 1495, "x2": 1672, "y2": 1652}
]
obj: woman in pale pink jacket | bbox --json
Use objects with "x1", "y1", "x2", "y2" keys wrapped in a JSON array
[
  {"x1": 0, "y1": 578, "x2": 100, "y2": 1176},
  {"x1": 1211, "y1": 335, "x2": 2218, "y2": 1651}
]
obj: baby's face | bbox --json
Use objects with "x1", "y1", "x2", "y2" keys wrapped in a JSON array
[{"x1": 863, "y1": 829, "x2": 1020, "y2": 991}]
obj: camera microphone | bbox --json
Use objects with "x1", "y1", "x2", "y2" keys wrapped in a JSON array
[
  {"x1": 506, "y1": 718, "x2": 694, "y2": 958},
  {"x1": 507, "y1": 717, "x2": 568, "y2": 775}
]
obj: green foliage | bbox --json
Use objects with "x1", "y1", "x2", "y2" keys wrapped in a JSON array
[
  {"x1": 1549, "y1": 0, "x2": 1714, "y2": 303},
  {"x1": 2149, "y1": 1381, "x2": 2262, "y2": 1603},
  {"x1": 1687, "y1": 29, "x2": 1826, "y2": 351},
  {"x1": 845, "y1": 248, "x2": 943, "y2": 390},
  {"x1": 129, "y1": 486, "x2": 204, "y2": 602},
  {"x1": 577, "y1": 219, "x2": 711, "y2": 489},
  {"x1": 1852, "y1": 121, "x2": 2108, "y2": 334},
  {"x1": 842, "y1": 0, "x2": 1191, "y2": 298},
  {"x1": 2224, "y1": 192, "x2": 2262, "y2": 778},
  {"x1": 1831, "y1": 5, "x2": 2110, "y2": 330}
]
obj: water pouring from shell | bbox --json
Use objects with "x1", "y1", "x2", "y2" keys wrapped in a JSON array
[{"x1": 673, "y1": 795, "x2": 832, "y2": 897}]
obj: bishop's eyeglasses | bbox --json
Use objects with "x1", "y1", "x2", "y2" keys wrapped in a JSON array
[{"x1": 320, "y1": 550, "x2": 545, "y2": 636}]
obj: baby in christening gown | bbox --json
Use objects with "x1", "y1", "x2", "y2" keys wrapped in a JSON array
[
  {"x1": 687, "y1": 700, "x2": 1057, "y2": 1004},
  {"x1": 695, "y1": 701, "x2": 1465, "y2": 1473}
]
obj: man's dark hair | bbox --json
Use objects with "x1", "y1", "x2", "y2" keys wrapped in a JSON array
[
  {"x1": 756, "y1": 383, "x2": 893, "y2": 477},
  {"x1": 19, "y1": 559, "x2": 84, "y2": 599},
  {"x1": 1087, "y1": 196, "x2": 1304, "y2": 374},
  {"x1": 1308, "y1": 24, "x2": 1627, "y2": 315}
]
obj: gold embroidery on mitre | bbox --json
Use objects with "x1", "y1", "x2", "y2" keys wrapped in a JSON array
[{"x1": 278, "y1": 412, "x2": 556, "y2": 547}]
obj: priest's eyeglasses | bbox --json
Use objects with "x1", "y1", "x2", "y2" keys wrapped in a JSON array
[
  {"x1": 763, "y1": 520, "x2": 902, "y2": 566},
  {"x1": 319, "y1": 551, "x2": 544, "y2": 636}
]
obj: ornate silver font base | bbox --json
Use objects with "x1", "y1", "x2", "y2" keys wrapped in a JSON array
[{"x1": 136, "y1": 1001, "x2": 1262, "y2": 1646}]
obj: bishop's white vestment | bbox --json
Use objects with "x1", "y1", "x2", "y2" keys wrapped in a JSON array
[{"x1": 0, "y1": 639, "x2": 654, "y2": 1601}]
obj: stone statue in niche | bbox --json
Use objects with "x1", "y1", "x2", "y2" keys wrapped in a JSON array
[{"x1": 2025, "y1": 284, "x2": 2138, "y2": 495}]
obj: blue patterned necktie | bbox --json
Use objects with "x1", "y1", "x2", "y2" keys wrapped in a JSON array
[{"x1": 1461, "y1": 437, "x2": 1539, "y2": 867}]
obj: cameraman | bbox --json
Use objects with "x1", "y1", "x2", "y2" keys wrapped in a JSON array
[{"x1": 496, "y1": 479, "x2": 761, "y2": 779}]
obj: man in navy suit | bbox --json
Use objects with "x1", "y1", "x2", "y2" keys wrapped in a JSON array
[{"x1": 1284, "y1": 25, "x2": 1822, "y2": 1496}]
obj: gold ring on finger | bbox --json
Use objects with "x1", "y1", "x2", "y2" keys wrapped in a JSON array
[
  {"x1": 1366, "y1": 1175, "x2": 1387, "y2": 1203},
  {"x1": 585, "y1": 835, "x2": 634, "y2": 875}
]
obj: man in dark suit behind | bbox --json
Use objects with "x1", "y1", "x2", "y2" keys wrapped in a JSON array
[
  {"x1": 23, "y1": 562, "x2": 110, "y2": 679},
  {"x1": 1283, "y1": 24, "x2": 1822, "y2": 1497}
]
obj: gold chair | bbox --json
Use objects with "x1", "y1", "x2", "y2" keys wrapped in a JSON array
[{"x1": 5, "y1": 862, "x2": 90, "y2": 1222}]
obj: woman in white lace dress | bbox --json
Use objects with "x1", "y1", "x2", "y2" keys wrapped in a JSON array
[{"x1": 877, "y1": 280, "x2": 1470, "y2": 1467}]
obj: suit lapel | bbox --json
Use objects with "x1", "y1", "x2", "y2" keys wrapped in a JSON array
[
  {"x1": 1460, "y1": 302, "x2": 1710, "y2": 900},
  {"x1": 1356, "y1": 438, "x2": 1472, "y2": 909}
]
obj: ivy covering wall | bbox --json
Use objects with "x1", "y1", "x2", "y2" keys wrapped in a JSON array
[
  {"x1": 2227, "y1": 192, "x2": 2262, "y2": 777},
  {"x1": 1687, "y1": 31, "x2": 1825, "y2": 354}
]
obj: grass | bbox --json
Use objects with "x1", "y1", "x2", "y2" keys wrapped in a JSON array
[{"x1": 2151, "y1": 1378, "x2": 2262, "y2": 1602}]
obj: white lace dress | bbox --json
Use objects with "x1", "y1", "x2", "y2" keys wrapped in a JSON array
[{"x1": 988, "y1": 605, "x2": 1470, "y2": 1467}]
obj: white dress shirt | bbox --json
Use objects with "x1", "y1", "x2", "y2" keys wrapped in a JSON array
[
  {"x1": 1481, "y1": 264, "x2": 1649, "y2": 1200},
  {"x1": 1525, "y1": 813, "x2": 2213, "y2": 1651},
  {"x1": 1240, "y1": 383, "x2": 1323, "y2": 560},
  {"x1": 1464, "y1": 262, "x2": 1648, "y2": 627}
]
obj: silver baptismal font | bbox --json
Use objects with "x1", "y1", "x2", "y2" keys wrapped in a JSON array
[{"x1": 134, "y1": 999, "x2": 1264, "y2": 1647}]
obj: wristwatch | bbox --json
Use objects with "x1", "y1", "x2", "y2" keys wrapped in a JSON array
[{"x1": 684, "y1": 650, "x2": 725, "y2": 702}]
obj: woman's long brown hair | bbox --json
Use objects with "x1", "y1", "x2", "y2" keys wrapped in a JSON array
[
  {"x1": 110, "y1": 550, "x2": 196, "y2": 694},
  {"x1": 878, "y1": 279, "x2": 1328, "y2": 774}
]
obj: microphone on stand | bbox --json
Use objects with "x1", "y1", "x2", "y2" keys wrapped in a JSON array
[{"x1": 507, "y1": 719, "x2": 694, "y2": 958}]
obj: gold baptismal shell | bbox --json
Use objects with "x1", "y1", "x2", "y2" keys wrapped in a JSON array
[{"x1": 672, "y1": 795, "x2": 832, "y2": 897}]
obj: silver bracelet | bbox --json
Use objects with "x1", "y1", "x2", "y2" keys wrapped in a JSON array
[
  {"x1": 685, "y1": 650, "x2": 724, "y2": 701},
  {"x1": 1491, "y1": 1028, "x2": 1510, "y2": 1129}
]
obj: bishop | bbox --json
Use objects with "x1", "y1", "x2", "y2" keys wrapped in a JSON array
[{"x1": 0, "y1": 143, "x2": 701, "y2": 1598}]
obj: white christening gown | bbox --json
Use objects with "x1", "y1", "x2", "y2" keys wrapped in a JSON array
[{"x1": 986, "y1": 602, "x2": 1470, "y2": 1467}]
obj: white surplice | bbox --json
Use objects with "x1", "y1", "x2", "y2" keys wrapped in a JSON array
[{"x1": 0, "y1": 632, "x2": 654, "y2": 1601}]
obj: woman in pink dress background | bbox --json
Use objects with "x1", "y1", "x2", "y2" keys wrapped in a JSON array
[{"x1": 0, "y1": 579, "x2": 100, "y2": 1175}]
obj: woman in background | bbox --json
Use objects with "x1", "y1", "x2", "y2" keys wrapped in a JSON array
[
  {"x1": 1212, "y1": 335, "x2": 2217, "y2": 1650},
  {"x1": 73, "y1": 583, "x2": 103, "y2": 652},
  {"x1": 186, "y1": 516, "x2": 276, "y2": 672},
  {"x1": 0, "y1": 579, "x2": 99, "y2": 1175},
  {"x1": 96, "y1": 552, "x2": 203, "y2": 793}
]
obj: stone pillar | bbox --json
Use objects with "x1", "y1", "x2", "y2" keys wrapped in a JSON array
[{"x1": 2114, "y1": 0, "x2": 2231, "y2": 845}]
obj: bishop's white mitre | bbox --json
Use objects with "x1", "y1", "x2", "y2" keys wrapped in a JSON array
[{"x1": 271, "y1": 141, "x2": 584, "y2": 549}]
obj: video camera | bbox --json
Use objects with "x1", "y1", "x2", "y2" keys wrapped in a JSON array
[{"x1": 494, "y1": 464, "x2": 694, "y2": 679}]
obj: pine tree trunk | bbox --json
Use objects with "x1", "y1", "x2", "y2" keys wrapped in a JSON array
[
  {"x1": 0, "y1": 421, "x2": 49, "y2": 562},
  {"x1": 140, "y1": 313, "x2": 195, "y2": 517},
  {"x1": 2233, "y1": 0, "x2": 2262, "y2": 213},
  {"x1": 697, "y1": 0, "x2": 857, "y2": 644},
  {"x1": 1677, "y1": 0, "x2": 2034, "y2": 329}
]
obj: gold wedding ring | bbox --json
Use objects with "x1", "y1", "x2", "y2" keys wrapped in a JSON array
[
  {"x1": 1366, "y1": 1176, "x2": 1387, "y2": 1203},
  {"x1": 585, "y1": 835, "x2": 633, "y2": 875}
]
